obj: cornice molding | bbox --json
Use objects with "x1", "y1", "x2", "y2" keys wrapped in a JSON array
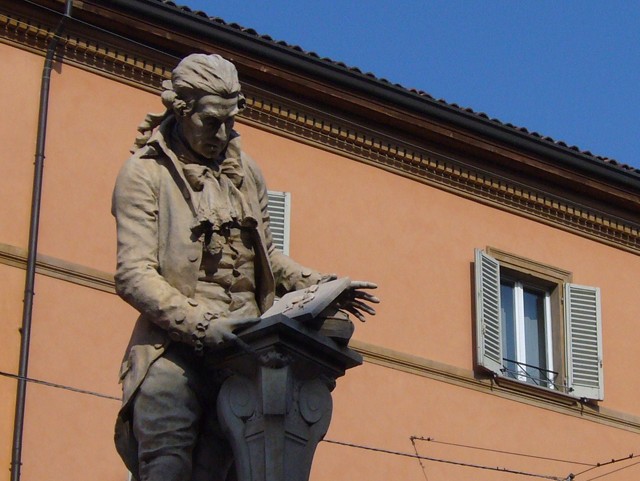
[
  {"x1": 239, "y1": 87, "x2": 639, "y2": 254},
  {"x1": 0, "y1": 243, "x2": 114, "y2": 293},
  {"x1": 1, "y1": 9, "x2": 639, "y2": 255},
  {"x1": 2, "y1": 241, "x2": 638, "y2": 433},
  {"x1": 0, "y1": 9, "x2": 171, "y2": 92}
]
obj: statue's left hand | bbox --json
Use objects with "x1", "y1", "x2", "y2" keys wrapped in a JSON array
[{"x1": 335, "y1": 280, "x2": 380, "y2": 322}]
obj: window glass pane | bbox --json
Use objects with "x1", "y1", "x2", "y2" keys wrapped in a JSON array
[
  {"x1": 500, "y1": 281, "x2": 516, "y2": 377},
  {"x1": 523, "y1": 288, "x2": 547, "y2": 382}
]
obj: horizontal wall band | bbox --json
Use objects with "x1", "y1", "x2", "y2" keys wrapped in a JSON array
[
  {"x1": 351, "y1": 339, "x2": 640, "y2": 434},
  {"x1": 2, "y1": 242, "x2": 639, "y2": 433},
  {"x1": 1, "y1": 6, "x2": 639, "y2": 433},
  {"x1": 0, "y1": 243, "x2": 115, "y2": 293},
  {"x1": 0, "y1": 11, "x2": 639, "y2": 256}
]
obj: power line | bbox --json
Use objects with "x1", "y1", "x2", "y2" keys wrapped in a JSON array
[
  {"x1": 412, "y1": 436, "x2": 639, "y2": 481},
  {"x1": 412, "y1": 436, "x2": 595, "y2": 467},
  {"x1": 323, "y1": 439, "x2": 569, "y2": 480},
  {"x1": 4, "y1": 6, "x2": 638, "y2": 480},
  {"x1": 573, "y1": 454, "x2": 636, "y2": 478},
  {"x1": 582, "y1": 461, "x2": 640, "y2": 481},
  {"x1": 0, "y1": 370, "x2": 120, "y2": 401},
  {"x1": 20, "y1": 0, "x2": 183, "y2": 62},
  {"x1": 1, "y1": 364, "x2": 631, "y2": 481},
  {"x1": 410, "y1": 436, "x2": 430, "y2": 481}
]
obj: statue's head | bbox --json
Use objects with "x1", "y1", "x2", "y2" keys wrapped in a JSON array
[{"x1": 162, "y1": 53, "x2": 246, "y2": 160}]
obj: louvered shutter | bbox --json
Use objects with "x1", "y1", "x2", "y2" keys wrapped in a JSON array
[
  {"x1": 267, "y1": 191, "x2": 291, "y2": 255},
  {"x1": 565, "y1": 283, "x2": 603, "y2": 400},
  {"x1": 475, "y1": 249, "x2": 503, "y2": 374}
]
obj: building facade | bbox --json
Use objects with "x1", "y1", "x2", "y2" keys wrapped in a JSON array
[{"x1": 1, "y1": 1, "x2": 639, "y2": 480}]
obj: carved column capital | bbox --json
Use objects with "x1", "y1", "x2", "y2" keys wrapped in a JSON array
[{"x1": 213, "y1": 314, "x2": 362, "y2": 481}]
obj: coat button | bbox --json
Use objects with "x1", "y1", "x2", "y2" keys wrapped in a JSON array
[
  {"x1": 188, "y1": 253, "x2": 199, "y2": 262},
  {"x1": 169, "y1": 330, "x2": 182, "y2": 341},
  {"x1": 188, "y1": 298, "x2": 199, "y2": 307}
]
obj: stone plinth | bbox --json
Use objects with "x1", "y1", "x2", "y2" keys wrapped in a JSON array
[{"x1": 210, "y1": 313, "x2": 362, "y2": 481}]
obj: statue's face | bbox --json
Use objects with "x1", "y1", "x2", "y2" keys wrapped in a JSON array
[{"x1": 178, "y1": 94, "x2": 238, "y2": 160}]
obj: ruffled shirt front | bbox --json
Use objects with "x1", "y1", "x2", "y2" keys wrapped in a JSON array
[{"x1": 169, "y1": 127, "x2": 260, "y2": 320}]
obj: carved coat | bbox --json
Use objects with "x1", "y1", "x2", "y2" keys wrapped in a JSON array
[{"x1": 112, "y1": 119, "x2": 320, "y2": 471}]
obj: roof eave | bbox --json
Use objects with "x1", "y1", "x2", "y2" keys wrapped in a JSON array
[{"x1": 101, "y1": 0, "x2": 640, "y2": 190}]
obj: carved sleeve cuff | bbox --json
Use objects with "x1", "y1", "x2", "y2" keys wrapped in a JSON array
[{"x1": 159, "y1": 299, "x2": 220, "y2": 355}]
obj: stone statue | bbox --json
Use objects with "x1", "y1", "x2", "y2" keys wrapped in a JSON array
[{"x1": 112, "y1": 53, "x2": 378, "y2": 481}]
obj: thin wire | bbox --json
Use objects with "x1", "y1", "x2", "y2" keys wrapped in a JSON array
[
  {"x1": 2, "y1": 8, "x2": 631, "y2": 481},
  {"x1": 0, "y1": 368, "x2": 573, "y2": 481},
  {"x1": 0, "y1": 368, "x2": 622, "y2": 481},
  {"x1": 17, "y1": 0, "x2": 640, "y2": 232},
  {"x1": 582, "y1": 460, "x2": 640, "y2": 481},
  {"x1": 410, "y1": 436, "x2": 430, "y2": 481},
  {"x1": 0, "y1": 370, "x2": 120, "y2": 401},
  {"x1": 323, "y1": 439, "x2": 567, "y2": 480},
  {"x1": 573, "y1": 454, "x2": 636, "y2": 477},
  {"x1": 412, "y1": 436, "x2": 595, "y2": 467},
  {"x1": 19, "y1": 0, "x2": 182, "y2": 61}
]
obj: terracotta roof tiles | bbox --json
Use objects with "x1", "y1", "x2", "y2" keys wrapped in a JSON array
[{"x1": 157, "y1": 0, "x2": 638, "y2": 175}]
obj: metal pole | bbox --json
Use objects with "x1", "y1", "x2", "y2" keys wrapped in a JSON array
[{"x1": 10, "y1": 2, "x2": 73, "y2": 480}]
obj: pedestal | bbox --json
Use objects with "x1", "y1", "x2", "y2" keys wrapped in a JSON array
[{"x1": 211, "y1": 313, "x2": 362, "y2": 481}]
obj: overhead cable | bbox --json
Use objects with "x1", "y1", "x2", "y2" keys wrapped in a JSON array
[
  {"x1": 573, "y1": 454, "x2": 636, "y2": 478},
  {"x1": 582, "y1": 461, "x2": 640, "y2": 481},
  {"x1": 410, "y1": 436, "x2": 430, "y2": 481},
  {"x1": 0, "y1": 370, "x2": 120, "y2": 401},
  {"x1": 323, "y1": 438, "x2": 568, "y2": 480},
  {"x1": 412, "y1": 436, "x2": 595, "y2": 467}
]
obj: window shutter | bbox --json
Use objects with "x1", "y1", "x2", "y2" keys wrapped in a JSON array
[
  {"x1": 267, "y1": 191, "x2": 291, "y2": 255},
  {"x1": 474, "y1": 249, "x2": 503, "y2": 374},
  {"x1": 565, "y1": 283, "x2": 603, "y2": 400}
]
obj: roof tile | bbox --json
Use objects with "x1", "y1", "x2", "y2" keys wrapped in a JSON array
[{"x1": 159, "y1": 0, "x2": 637, "y2": 174}]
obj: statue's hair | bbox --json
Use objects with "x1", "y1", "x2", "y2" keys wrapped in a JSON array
[{"x1": 132, "y1": 54, "x2": 245, "y2": 151}]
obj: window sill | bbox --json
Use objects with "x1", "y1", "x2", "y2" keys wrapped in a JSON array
[{"x1": 488, "y1": 373, "x2": 597, "y2": 407}]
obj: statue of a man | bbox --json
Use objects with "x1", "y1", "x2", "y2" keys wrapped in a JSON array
[{"x1": 112, "y1": 53, "x2": 377, "y2": 481}]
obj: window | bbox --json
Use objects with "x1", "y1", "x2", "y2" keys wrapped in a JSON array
[
  {"x1": 500, "y1": 279, "x2": 554, "y2": 388},
  {"x1": 267, "y1": 190, "x2": 291, "y2": 255},
  {"x1": 475, "y1": 248, "x2": 603, "y2": 400}
]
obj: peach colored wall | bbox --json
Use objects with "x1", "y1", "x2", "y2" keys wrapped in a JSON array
[
  {"x1": 0, "y1": 264, "x2": 28, "y2": 480},
  {"x1": 2, "y1": 41, "x2": 640, "y2": 481},
  {"x1": 312, "y1": 362, "x2": 640, "y2": 481},
  {"x1": 0, "y1": 43, "x2": 156, "y2": 267},
  {"x1": 0, "y1": 48, "x2": 156, "y2": 481},
  {"x1": 21, "y1": 276, "x2": 136, "y2": 481},
  {"x1": 35, "y1": 60, "x2": 159, "y2": 273},
  {"x1": 241, "y1": 124, "x2": 640, "y2": 415},
  {"x1": 0, "y1": 43, "x2": 42, "y2": 249}
]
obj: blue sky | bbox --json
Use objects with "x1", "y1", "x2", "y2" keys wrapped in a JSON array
[{"x1": 181, "y1": 1, "x2": 639, "y2": 169}]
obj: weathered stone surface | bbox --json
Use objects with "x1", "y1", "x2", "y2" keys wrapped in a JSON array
[
  {"x1": 112, "y1": 53, "x2": 377, "y2": 481},
  {"x1": 215, "y1": 313, "x2": 362, "y2": 481}
]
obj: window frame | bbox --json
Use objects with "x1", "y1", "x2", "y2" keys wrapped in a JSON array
[{"x1": 475, "y1": 247, "x2": 604, "y2": 401}]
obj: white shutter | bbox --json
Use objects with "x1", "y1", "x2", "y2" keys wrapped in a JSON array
[
  {"x1": 565, "y1": 283, "x2": 603, "y2": 400},
  {"x1": 475, "y1": 249, "x2": 503, "y2": 374},
  {"x1": 267, "y1": 191, "x2": 291, "y2": 255}
]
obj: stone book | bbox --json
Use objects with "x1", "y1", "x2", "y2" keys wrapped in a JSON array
[{"x1": 261, "y1": 277, "x2": 355, "y2": 343}]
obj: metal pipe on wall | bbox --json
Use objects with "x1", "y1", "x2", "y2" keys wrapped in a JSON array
[{"x1": 10, "y1": 1, "x2": 74, "y2": 480}]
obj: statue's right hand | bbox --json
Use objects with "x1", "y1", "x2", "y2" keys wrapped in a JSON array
[{"x1": 204, "y1": 316, "x2": 261, "y2": 347}]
